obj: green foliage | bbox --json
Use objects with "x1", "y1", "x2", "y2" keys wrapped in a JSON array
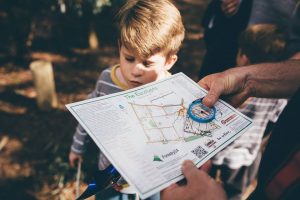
[{"x1": 57, "y1": 0, "x2": 125, "y2": 16}]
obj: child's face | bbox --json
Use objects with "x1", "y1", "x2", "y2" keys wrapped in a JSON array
[{"x1": 119, "y1": 45, "x2": 176, "y2": 89}]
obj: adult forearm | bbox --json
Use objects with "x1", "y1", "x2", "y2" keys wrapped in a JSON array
[
  {"x1": 242, "y1": 60, "x2": 300, "y2": 98},
  {"x1": 200, "y1": 60, "x2": 300, "y2": 108}
]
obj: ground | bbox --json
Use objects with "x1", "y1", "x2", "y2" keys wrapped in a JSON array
[{"x1": 0, "y1": 1, "x2": 209, "y2": 199}]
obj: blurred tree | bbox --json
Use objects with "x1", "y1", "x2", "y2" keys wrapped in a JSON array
[
  {"x1": 56, "y1": 0, "x2": 113, "y2": 16},
  {"x1": 57, "y1": 0, "x2": 123, "y2": 49},
  {"x1": 0, "y1": 0, "x2": 124, "y2": 63}
]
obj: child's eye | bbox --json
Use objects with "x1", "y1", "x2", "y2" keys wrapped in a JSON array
[
  {"x1": 125, "y1": 57, "x2": 135, "y2": 62},
  {"x1": 143, "y1": 61, "x2": 153, "y2": 68}
]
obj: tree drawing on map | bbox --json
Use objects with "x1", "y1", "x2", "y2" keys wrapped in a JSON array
[{"x1": 129, "y1": 92, "x2": 221, "y2": 144}]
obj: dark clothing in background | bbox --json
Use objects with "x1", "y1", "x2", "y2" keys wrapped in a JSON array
[{"x1": 199, "y1": 0, "x2": 253, "y2": 79}]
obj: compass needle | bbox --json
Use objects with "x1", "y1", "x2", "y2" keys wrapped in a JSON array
[{"x1": 187, "y1": 99, "x2": 216, "y2": 123}]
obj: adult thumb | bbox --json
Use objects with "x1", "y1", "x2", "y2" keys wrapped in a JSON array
[{"x1": 181, "y1": 160, "x2": 199, "y2": 184}]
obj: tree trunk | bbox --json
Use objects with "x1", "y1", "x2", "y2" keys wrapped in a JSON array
[
  {"x1": 89, "y1": 22, "x2": 99, "y2": 49},
  {"x1": 30, "y1": 60, "x2": 58, "y2": 111}
]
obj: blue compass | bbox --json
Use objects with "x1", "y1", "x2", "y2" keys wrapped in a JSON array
[{"x1": 187, "y1": 99, "x2": 216, "y2": 123}]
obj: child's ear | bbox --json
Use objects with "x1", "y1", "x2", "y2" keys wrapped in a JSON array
[{"x1": 164, "y1": 55, "x2": 178, "y2": 71}]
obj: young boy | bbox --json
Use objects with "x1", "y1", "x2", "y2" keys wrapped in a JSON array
[
  {"x1": 210, "y1": 24, "x2": 288, "y2": 200},
  {"x1": 69, "y1": 0, "x2": 185, "y2": 199}
]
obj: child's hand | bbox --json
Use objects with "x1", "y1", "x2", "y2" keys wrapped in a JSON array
[{"x1": 69, "y1": 151, "x2": 83, "y2": 167}]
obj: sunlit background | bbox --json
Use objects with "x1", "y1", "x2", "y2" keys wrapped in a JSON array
[{"x1": 0, "y1": 0, "x2": 209, "y2": 199}]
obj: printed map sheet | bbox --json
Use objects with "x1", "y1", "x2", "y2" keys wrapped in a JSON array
[{"x1": 66, "y1": 73, "x2": 252, "y2": 199}]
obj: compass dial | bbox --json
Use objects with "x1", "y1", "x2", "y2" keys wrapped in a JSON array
[{"x1": 187, "y1": 99, "x2": 216, "y2": 123}]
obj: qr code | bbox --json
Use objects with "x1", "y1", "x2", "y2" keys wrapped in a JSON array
[{"x1": 191, "y1": 146, "x2": 208, "y2": 159}]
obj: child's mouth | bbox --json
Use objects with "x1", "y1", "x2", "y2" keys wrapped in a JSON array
[{"x1": 130, "y1": 80, "x2": 142, "y2": 86}]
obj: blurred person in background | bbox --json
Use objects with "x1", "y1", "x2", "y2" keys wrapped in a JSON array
[{"x1": 199, "y1": 0, "x2": 253, "y2": 79}]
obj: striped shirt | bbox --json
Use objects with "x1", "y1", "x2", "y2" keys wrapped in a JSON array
[
  {"x1": 212, "y1": 97, "x2": 288, "y2": 169},
  {"x1": 71, "y1": 64, "x2": 171, "y2": 170},
  {"x1": 70, "y1": 65, "x2": 125, "y2": 170}
]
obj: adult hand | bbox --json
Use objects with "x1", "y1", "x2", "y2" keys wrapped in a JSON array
[
  {"x1": 161, "y1": 160, "x2": 227, "y2": 200},
  {"x1": 69, "y1": 151, "x2": 83, "y2": 167},
  {"x1": 199, "y1": 159, "x2": 212, "y2": 173},
  {"x1": 198, "y1": 68, "x2": 251, "y2": 108},
  {"x1": 199, "y1": 61, "x2": 300, "y2": 108},
  {"x1": 221, "y1": 0, "x2": 241, "y2": 17}
]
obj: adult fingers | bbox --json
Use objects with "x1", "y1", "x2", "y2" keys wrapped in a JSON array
[
  {"x1": 181, "y1": 160, "x2": 201, "y2": 185},
  {"x1": 161, "y1": 183, "x2": 184, "y2": 200},
  {"x1": 225, "y1": 90, "x2": 249, "y2": 108},
  {"x1": 198, "y1": 75, "x2": 221, "y2": 107},
  {"x1": 199, "y1": 70, "x2": 245, "y2": 107},
  {"x1": 202, "y1": 80, "x2": 224, "y2": 107},
  {"x1": 199, "y1": 160, "x2": 212, "y2": 173},
  {"x1": 202, "y1": 90, "x2": 221, "y2": 107},
  {"x1": 222, "y1": 0, "x2": 239, "y2": 9},
  {"x1": 222, "y1": 0, "x2": 239, "y2": 16}
]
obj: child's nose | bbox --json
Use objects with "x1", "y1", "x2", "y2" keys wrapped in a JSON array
[{"x1": 131, "y1": 64, "x2": 144, "y2": 76}]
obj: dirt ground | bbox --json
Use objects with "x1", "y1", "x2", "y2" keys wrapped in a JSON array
[{"x1": 0, "y1": 1, "x2": 209, "y2": 199}]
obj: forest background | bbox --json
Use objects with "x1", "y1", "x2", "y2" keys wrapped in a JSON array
[{"x1": 0, "y1": 0, "x2": 209, "y2": 199}]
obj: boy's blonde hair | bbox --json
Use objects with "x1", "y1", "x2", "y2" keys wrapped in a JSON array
[
  {"x1": 117, "y1": 0, "x2": 185, "y2": 60},
  {"x1": 239, "y1": 24, "x2": 287, "y2": 64}
]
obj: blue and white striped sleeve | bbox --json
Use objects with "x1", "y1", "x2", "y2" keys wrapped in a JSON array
[{"x1": 70, "y1": 70, "x2": 108, "y2": 154}]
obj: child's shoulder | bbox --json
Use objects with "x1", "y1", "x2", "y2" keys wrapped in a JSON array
[{"x1": 98, "y1": 64, "x2": 119, "y2": 81}]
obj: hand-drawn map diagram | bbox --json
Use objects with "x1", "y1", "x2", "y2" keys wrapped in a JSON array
[{"x1": 129, "y1": 91, "x2": 223, "y2": 144}]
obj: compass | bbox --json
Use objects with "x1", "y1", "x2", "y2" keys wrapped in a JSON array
[{"x1": 187, "y1": 99, "x2": 216, "y2": 123}]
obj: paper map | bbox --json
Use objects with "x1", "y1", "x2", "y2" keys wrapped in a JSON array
[{"x1": 66, "y1": 73, "x2": 252, "y2": 199}]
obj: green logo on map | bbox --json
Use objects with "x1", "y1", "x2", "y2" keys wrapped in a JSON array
[{"x1": 153, "y1": 155, "x2": 163, "y2": 162}]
